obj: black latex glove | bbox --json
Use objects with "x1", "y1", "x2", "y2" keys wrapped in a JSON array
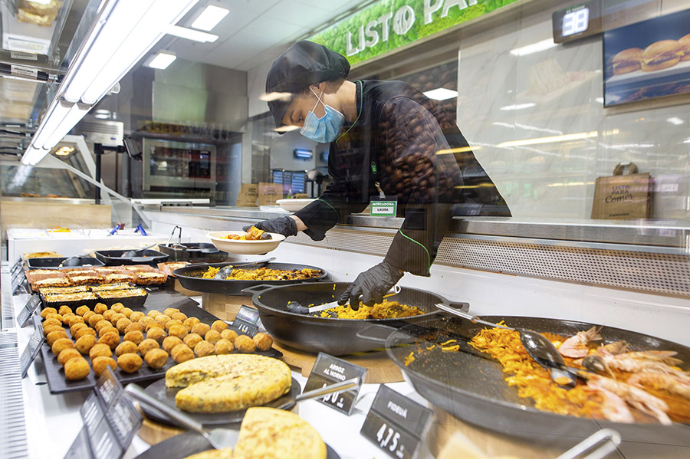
[
  {"x1": 338, "y1": 261, "x2": 403, "y2": 310},
  {"x1": 243, "y1": 216, "x2": 298, "y2": 238}
]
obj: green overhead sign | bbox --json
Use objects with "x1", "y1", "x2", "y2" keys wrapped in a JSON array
[{"x1": 310, "y1": 0, "x2": 521, "y2": 66}]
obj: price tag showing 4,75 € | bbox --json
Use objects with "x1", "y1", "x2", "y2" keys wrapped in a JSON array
[
  {"x1": 361, "y1": 385, "x2": 433, "y2": 459},
  {"x1": 303, "y1": 352, "x2": 367, "y2": 415},
  {"x1": 229, "y1": 305, "x2": 260, "y2": 337}
]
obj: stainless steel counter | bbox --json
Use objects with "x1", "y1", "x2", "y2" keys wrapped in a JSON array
[{"x1": 151, "y1": 204, "x2": 690, "y2": 248}]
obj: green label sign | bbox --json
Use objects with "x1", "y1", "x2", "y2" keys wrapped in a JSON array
[
  {"x1": 371, "y1": 200, "x2": 397, "y2": 216},
  {"x1": 310, "y1": 0, "x2": 521, "y2": 66}
]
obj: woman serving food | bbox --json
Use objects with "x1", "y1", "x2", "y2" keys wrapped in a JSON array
[{"x1": 247, "y1": 41, "x2": 509, "y2": 310}]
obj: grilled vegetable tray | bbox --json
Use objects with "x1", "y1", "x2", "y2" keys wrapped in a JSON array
[{"x1": 39, "y1": 289, "x2": 281, "y2": 394}]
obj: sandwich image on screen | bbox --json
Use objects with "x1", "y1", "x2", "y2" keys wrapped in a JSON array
[{"x1": 603, "y1": 8, "x2": 690, "y2": 107}]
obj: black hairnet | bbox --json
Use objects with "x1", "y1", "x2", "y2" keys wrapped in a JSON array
[{"x1": 266, "y1": 41, "x2": 350, "y2": 127}]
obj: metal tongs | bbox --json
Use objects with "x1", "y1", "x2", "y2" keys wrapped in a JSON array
[
  {"x1": 166, "y1": 225, "x2": 183, "y2": 247},
  {"x1": 435, "y1": 305, "x2": 579, "y2": 388},
  {"x1": 125, "y1": 378, "x2": 360, "y2": 450},
  {"x1": 288, "y1": 285, "x2": 402, "y2": 314},
  {"x1": 556, "y1": 429, "x2": 621, "y2": 459}
]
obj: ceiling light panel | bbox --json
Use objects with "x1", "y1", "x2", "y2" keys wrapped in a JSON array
[
  {"x1": 167, "y1": 25, "x2": 218, "y2": 42},
  {"x1": 191, "y1": 5, "x2": 229, "y2": 31},
  {"x1": 147, "y1": 52, "x2": 177, "y2": 69},
  {"x1": 423, "y1": 88, "x2": 458, "y2": 100}
]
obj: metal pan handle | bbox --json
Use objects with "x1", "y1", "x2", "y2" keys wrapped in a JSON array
[
  {"x1": 446, "y1": 301, "x2": 470, "y2": 312},
  {"x1": 125, "y1": 383, "x2": 204, "y2": 435},
  {"x1": 555, "y1": 428, "x2": 621, "y2": 459},
  {"x1": 240, "y1": 284, "x2": 273, "y2": 296}
]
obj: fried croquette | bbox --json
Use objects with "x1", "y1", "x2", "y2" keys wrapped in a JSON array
[
  {"x1": 74, "y1": 327, "x2": 97, "y2": 340},
  {"x1": 94, "y1": 320, "x2": 112, "y2": 333},
  {"x1": 92, "y1": 356, "x2": 117, "y2": 377},
  {"x1": 144, "y1": 349, "x2": 168, "y2": 369},
  {"x1": 98, "y1": 326, "x2": 119, "y2": 338},
  {"x1": 76, "y1": 305, "x2": 90, "y2": 316},
  {"x1": 194, "y1": 341, "x2": 215, "y2": 357},
  {"x1": 191, "y1": 323, "x2": 210, "y2": 336},
  {"x1": 253, "y1": 333, "x2": 273, "y2": 352},
  {"x1": 164, "y1": 319, "x2": 183, "y2": 332},
  {"x1": 58, "y1": 305, "x2": 73, "y2": 316},
  {"x1": 129, "y1": 311, "x2": 144, "y2": 322},
  {"x1": 234, "y1": 335, "x2": 256, "y2": 353},
  {"x1": 102, "y1": 310, "x2": 115, "y2": 321},
  {"x1": 183, "y1": 317, "x2": 200, "y2": 331},
  {"x1": 116, "y1": 318, "x2": 132, "y2": 333},
  {"x1": 211, "y1": 320, "x2": 228, "y2": 333},
  {"x1": 99, "y1": 332, "x2": 120, "y2": 350},
  {"x1": 168, "y1": 324, "x2": 188, "y2": 340},
  {"x1": 88, "y1": 314, "x2": 104, "y2": 328},
  {"x1": 138, "y1": 317, "x2": 154, "y2": 328},
  {"x1": 164, "y1": 308, "x2": 179, "y2": 317},
  {"x1": 115, "y1": 341, "x2": 139, "y2": 357},
  {"x1": 89, "y1": 343, "x2": 113, "y2": 360},
  {"x1": 111, "y1": 303, "x2": 124, "y2": 313},
  {"x1": 117, "y1": 353, "x2": 143, "y2": 373},
  {"x1": 121, "y1": 307, "x2": 133, "y2": 318},
  {"x1": 83, "y1": 311, "x2": 95, "y2": 322},
  {"x1": 155, "y1": 315, "x2": 171, "y2": 326},
  {"x1": 52, "y1": 338, "x2": 75, "y2": 355},
  {"x1": 94, "y1": 303, "x2": 108, "y2": 314},
  {"x1": 75, "y1": 334, "x2": 97, "y2": 354},
  {"x1": 123, "y1": 330, "x2": 144, "y2": 345},
  {"x1": 171, "y1": 312, "x2": 187, "y2": 322},
  {"x1": 215, "y1": 339, "x2": 234, "y2": 355},
  {"x1": 110, "y1": 313, "x2": 126, "y2": 325},
  {"x1": 138, "y1": 338, "x2": 159, "y2": 357},
  {"x1": 147, "y1": 327, "x2": 167, "y2": 344},
  {"x1": 64, "y1": 357, "x2": 90, "y2": 380},
  {"x1": 163, "y1": 336, "x2": 183, "y2": 353},
  {"x1": 125, "y1": 322, "x2": 144, "y2": 334},
  {"x1": 42, "y1": 318, "x2": 62, "y2": 328},
  {"x1": 43, "y1": 324, "x2": 64, "y2": 336},
  {"x1": 205, "y1": 330, "x2": 221, "y2": 345},
  {"x1": 41, "y1": 308, "x2": 57, "y2": 319},
  {"x1": 183, "y1": 333, "x2": 203, "y2": 349},
  {"x1": 171, "y1": 343, "x2": 194, "y2": 363},
  {"x1": 58, "y1": 348, "x2": 82, "y2": 366},
  {"x1": 220, "y1": 329, "x2": 238, "y2": 343},
  {"x1": 46, "y1": 330, "x2": 68, "y2": 346}
]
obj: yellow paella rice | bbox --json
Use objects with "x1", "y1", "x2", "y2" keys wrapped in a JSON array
[{"x1": 319, "y1": 300, "x2": 424, "y2": 320}]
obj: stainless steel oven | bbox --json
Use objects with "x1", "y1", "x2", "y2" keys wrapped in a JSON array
[{"x1": 142, "y1": 138, "x2": 216, "y2": 198}]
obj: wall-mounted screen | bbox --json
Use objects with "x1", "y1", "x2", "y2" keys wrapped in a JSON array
[{"x1": 603, "y1": 9, "x2": 690, "y2": 107}]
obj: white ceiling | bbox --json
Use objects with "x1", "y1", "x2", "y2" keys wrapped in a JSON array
[{"x1": 169, "y1": 0, "x2": 368, "y2": 72}]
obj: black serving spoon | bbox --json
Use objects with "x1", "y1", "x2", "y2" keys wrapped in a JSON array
[
  {"x1": 434, "y1": 305, "x2": 578, "y2": 388},
  {"x1": 121, "y1": 243, "x2": 157, "y2": 258},
  {"x1": 213, "y1": 257, "x2": 276, "y2": 279}
]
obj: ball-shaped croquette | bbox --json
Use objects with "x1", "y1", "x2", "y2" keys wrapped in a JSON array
[
  {"x1": 98, "y1": 332, "x2": 120, "y2": 350},
  {"x1": 123, "y1": 330, "x2": 144, "y2": 345},
  {"x1": 75, "y1": 334, "x2": 98, "y2": 354},
  {"x1": 215, "y1": 339, "x2": 234, "y2": 355},
  {"x1": 144, "y1": 349, "x2": 168, "y2": 369},
  {"x1": 64, "y1": 357, "x2": 90, "y2": 380},
  {"x1": 52, "y1": 338, "x2": 75, "y2": 355},
  {"x1": 115, "y1": 341, "x2": 138, "y2": 357},
  {"x1": 253, "y1": 332, "x2": 274, "y2": 352},
  {"x1": 171, "y1": 344, "x2": 194, "y2": 363},
  {"x1": 211, "y1": 320, "x2": 228, "y2": 333},
  {"x1": 183, "y1": 333, "x2": 203, "y2": 349},
  {"x1": 117, "y1": 353, "x2": 142, "y2": 373},
  {"x1": 89, "y1": 343, "x2": 112, "y2": 360},
  {"x1": 162, "y1": 336, "x2": 183, "y2": 353},
  {"x1": 191, "y1": 323, "x2": 210, "y2": 336},
  {"x1": 194, "y1": 341, "x2": 215, "y2": 357},
  {"x1": 220, "y1": 329, "x2": 238, "y2": 343},
  {"x1": 234, "y1": 335, "x2": 256, "y2": 353},
  {"x1": 57, "y1": 348, "x2": 81, "y2": 366},
  {"x1": 147, "y1": 327, "x2": 167, "y2": 344},
  {"x1": 92, "y1": 356, "x2": 117, "y2": 377},
  {"x1": 137, "y1": 338, "x2": 159, "y2": 357}
]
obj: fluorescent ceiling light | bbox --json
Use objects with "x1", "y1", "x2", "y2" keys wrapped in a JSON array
[
  {"x1": 510, "y1": 39, "x2": 557, "y2": 56},
  {"x1": 167, "y1": 25, "x2": 218, "y2": 42},
  {"x1": 500, "y1": 103, "x2": 536, "y2": 111},
  {"x1": 595, "y1": 97, "x2": 604, "y2": 104},
  {"x1": 667, "y1": 117, "x2": 684, "y2": 125},
  {"x1": 436, "y1": 146, "x2": 480, "y2": 155},
  {"x1": 497, "y1": 131, "x2": 599, "y2": 148},
  {"x1": 191, "y1": 5, "x2": 229, "y2": 31},
  {"x1": 423, "y1": 88, "x2": 458, "y2": 100},
  {"x1": 22, "y1": 146, "x2": 49, "y2": 166},
  {"x1": 147, "y1": 52, "x2": 177, "y2": 69},
  {"x1": 62, "y1": 0, "x2": 198, "y2": 105},
  {"x1": 274, "y1": 125, "x2": 299, "y2": 133},
  {"x1": 260, "y1": 92, "x2": 293, "y2": 102}
]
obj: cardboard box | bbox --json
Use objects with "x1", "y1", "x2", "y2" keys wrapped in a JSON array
[{"x1": 257, "y1": 183, "x2": 283, "y2": 206}]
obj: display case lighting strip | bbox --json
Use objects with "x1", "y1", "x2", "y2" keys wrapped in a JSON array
[{"x1": 22, "y1": 0, "x2": 199, "y2": 166}]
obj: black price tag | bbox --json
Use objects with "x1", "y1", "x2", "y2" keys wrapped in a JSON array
[
  {"x1": 17, "y1": 295, "x2": 41, "y2": 328},
  {"x1": 11, "y1": 259, "x2": 23, "y2": 275},
  {"x1": 64, "y1": 427, "x2": 93, "y2": 459},
  {"x1": 360, "y1": 386, "x2": 433, "y2": 459},
  {"x1": 236, "y1": 305, "x2": 260, "y2": 324},
  {"x1": 89, "y1": 418, "x2": 123, "y2": 459},
  {"x1": 11, "y1": 271, "x2": 26, "y2": 294},
  {"x1": 95, "y1": 367, "x2": 123, "y2": 409},
  {"x1": 81, "y1": 392, "x2": 105, "y2": 436},
  {"x1": 104, "y1": 394, "x2": 142, "y2": 448},
  {"x1": 303, "y1": 352, "x2": 367, "y2": 415},
  {"x1": 20, "y1": 324, "x2": 45, "y2": 378},
  {"x1": 229, "y1": 321, "x2": 259, "y2": 337}
]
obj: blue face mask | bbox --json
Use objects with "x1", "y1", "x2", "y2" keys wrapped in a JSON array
[{"x1": 300, "y1": 87, "x2": 345, "y2": 143}]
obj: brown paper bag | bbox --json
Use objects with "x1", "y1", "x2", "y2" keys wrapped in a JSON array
[
  {"x1": 236, "y1": 184, "x2": 258, "y2": 207},
  {"x1": 257, "y1": 183, "x2": 283, "y2": 206},
  {"x1": 591, "y1": 163, "x2": 653, "y2": 220}
]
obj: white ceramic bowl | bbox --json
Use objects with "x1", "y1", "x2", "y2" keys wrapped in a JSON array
[
  {"x1": 207, "y1": 231, "x2": 285, "y2": 255},
  {"x1": 276, "y1": 198, "x2": 316, "y2": 212}
]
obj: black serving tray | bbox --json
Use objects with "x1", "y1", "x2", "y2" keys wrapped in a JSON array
[
  {"x1": 27, "y1": 257, "x2": 105, "y2": 270},
  {"x1": 95, "y1": 249, "x2": 169, "y2": 266},
  {"x1": 158, "y1": 243, "x2": 229, "y2": 263},
  {"x1": 39, "y1": 289, "x2": 282, "y2": 394}
]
